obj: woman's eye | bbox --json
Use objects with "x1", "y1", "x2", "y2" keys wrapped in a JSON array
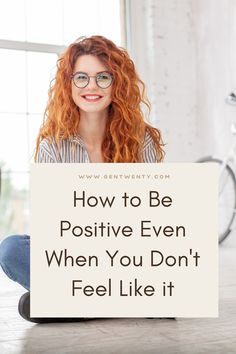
[
  {"x1": 77, "y1": 75, "x2": 87, "y2": 80},
  {"x1": 73, "y1": 73, "x2": 87, "y2": 81},
  {"x1": 98, "y1": 74, "x2": 110, "y2": 80}
]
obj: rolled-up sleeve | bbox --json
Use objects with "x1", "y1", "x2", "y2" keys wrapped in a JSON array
[
  {"x1": 35, "y1": 142, "x2": 55, "y2": 163},
  {"x1": 143, "y1": 142, "x2": 158, "y2": 163}
]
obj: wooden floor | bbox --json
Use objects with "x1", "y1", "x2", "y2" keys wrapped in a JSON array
[{"x1": 0, "y1": 237, "x2": 236, "y2": 354}]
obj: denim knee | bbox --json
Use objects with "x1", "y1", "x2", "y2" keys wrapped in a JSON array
[{"x1": 0, "y1": 235, "x2": 24, "y2": 280}]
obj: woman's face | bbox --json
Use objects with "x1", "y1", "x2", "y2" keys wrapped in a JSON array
[{"x1": 71, "y1": 54, "x2": 113, "y2": 114}]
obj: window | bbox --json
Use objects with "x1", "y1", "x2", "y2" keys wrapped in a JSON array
[{"x1": 0, "y1": 0, "x2": 124, "y2": 237}]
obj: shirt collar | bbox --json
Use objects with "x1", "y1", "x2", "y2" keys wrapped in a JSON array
[
  {"x1": 69, "y1": 135, "x2": 86, "y2": 147},
  {"x1": 69, "y1": 131, "x2": 151, "y2": 149}
]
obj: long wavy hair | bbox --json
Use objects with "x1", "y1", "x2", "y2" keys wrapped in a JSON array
[{"x1": 34, "y1": 35, "x2": 165, "y2": 162}]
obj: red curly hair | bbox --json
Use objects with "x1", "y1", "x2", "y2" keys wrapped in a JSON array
[{"x1": 35, "y1": 35, "x2": 165, "y2": 162}]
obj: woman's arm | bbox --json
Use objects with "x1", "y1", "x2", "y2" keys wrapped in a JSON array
[
  {"x1": 143, "y1": 131, "x2": 159, "y2": 163},
  {"x1": 143, "y1": 142, "x2": 158, "y2": 163},
  {"x1": 35, "y1": 140, "x2": 56, "y2": 163}
]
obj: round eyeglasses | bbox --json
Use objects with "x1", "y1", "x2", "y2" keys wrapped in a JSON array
[{"x1": 71, "y1": 71, "x2": 113, "y2": 89}]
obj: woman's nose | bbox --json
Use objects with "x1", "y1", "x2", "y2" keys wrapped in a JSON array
[{"x1": 87, "y1": 76, "x2": 98, "y2": 89}]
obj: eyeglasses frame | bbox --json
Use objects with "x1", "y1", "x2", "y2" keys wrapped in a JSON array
[{"x1": 71, "y1": 71, "x2": 113, "y2": 89}]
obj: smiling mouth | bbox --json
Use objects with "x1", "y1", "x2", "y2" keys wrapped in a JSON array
[{"x1": 81, "y1": 95, "x2": 103, "y2": 102}]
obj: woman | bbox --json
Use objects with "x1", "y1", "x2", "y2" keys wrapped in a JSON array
[{"x1": 0, "y1": 35, "x2": 165, "y2": 323}]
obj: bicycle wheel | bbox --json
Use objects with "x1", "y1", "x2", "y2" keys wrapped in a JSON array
[{"x1": 197, "y1": 156, "x2": 236, "y2": 243}]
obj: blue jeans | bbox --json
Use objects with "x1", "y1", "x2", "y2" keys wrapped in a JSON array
[{"x1": 0, "y1": 235, "x2": 30, "y2": 291}]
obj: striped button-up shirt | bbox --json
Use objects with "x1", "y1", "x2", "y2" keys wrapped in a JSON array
[{"x1": 36, "y1": 131, "x2": 158, "y2": 163}]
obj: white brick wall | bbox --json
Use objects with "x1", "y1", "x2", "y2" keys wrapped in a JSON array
[{"x1": 127, "y1": 0, "x2": 236, "y2": 162}]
